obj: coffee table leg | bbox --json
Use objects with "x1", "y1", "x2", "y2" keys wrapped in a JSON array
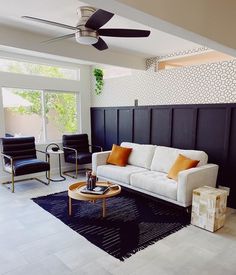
[
  {"x1": 69, "y1": 197, "x2": 72, "y2": 216},
  {"x1": 102, "y1": 198, "x2": 106, "y2": 218}
]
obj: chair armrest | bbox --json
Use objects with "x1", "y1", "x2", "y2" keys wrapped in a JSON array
[
  {"x1": 1, "y1": 152, "x2": 14, "y2": 173},
  {"x1": 63, "y1": 146, "x2": 77, "y2": 153},
  {"x1": 177, "y1": 164, "x2": 219, "y2": 206},
  {"x1": 89, "y1": 144, "x2": 103, "y2": 152},
  {"x1": 1, "y1": 152, "x2": 13, "y2": 161},
  {"x1": 92, "y1": 151, "x2": 111, "y2": 174},
  {"x1": 36, "y1": 149, "x2": 50, "y2": 158},
  {"x1": 63, "y1": 146, "x2": 78, "y2": 160}
]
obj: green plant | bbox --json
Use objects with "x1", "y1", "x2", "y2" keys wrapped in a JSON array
[{"x1": 93, "y1": 68, "x2": 104, "y2": 95}]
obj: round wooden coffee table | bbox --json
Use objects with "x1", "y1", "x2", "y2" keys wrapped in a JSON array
[{"x1": 68, "y1": 181, "x2": 121, "y2": 218}]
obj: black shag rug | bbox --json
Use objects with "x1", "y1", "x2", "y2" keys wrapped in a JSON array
[{"x1": 32, "y1": 189, "x2": 190, "y2": 261}]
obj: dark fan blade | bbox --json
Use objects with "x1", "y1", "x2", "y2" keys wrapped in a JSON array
[
  {"x1": 22, "y1": 16, "x2": 76, "y2": 31},
  {"x1": 92, "y1": 37, "x2": 108, "y2": 51},
  {"x1": 98, "y1": 28, "x2": 150, "y2": 37},
  {"x1": 85, "y1": 9, "x2": 114, "y2": 30},
  {"x1": 42, "y1": 33, "x2": 75, "y2": 44}
]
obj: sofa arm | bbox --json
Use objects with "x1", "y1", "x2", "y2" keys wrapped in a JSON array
[
  {"x1": 92, "y1": 151, "x2": 111, "y2": 174},
  {"x1": 177, "y1": 164, "x2": 219, "y2": 206}
]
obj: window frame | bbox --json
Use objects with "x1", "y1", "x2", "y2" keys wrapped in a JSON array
[
  {"x1": 0, "y1": 56, "x2": 80, "y2": 81},
  {"x1": 1, "y1": 87, "x2": 79, "y2": 144}
]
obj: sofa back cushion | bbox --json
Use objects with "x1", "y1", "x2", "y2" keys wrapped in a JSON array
[
  {"x1": 151, "y1": 146, "x2": 208, "y2": 173},
  {"x1": 121, "y1": 142, "x2": 156, "y2": 169}
]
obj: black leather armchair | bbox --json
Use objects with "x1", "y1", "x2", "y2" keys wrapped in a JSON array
[
  {"x1": 0, "y1": 136, "x2": 50, "y2": 192},
  {"x1": 62, "y1": 134, "x2": 102, "y2": 178}
]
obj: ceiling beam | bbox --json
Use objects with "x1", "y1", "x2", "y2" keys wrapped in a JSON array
[
  {"x1": 0, "y1": 24, "x2": 146, "y2": 70},
  {"x1": 85, "y1": 0, "x2": 236, "y2": 57}
]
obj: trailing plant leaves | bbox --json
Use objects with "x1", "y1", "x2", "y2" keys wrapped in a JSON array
[{"x1": 93, "y1": 68, "x2": 104, "y2": 95}]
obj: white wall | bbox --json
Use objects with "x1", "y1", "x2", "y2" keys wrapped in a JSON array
[
  {"x1": 92, "y1": 59, "x2": 236, "y2": 107},
  {"x1": 0, "y1": 64, "x2": 92, "y2": 183}
]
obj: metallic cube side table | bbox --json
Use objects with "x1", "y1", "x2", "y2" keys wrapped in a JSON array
[{"x1": 191, "y1": 186, "x2": 227, "y2": 232}]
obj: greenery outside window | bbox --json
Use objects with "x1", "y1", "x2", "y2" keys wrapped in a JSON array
[
  {"x1": 0, "y1": 58, "x2": 78, "y2": 80},
  {"x1": 2, "y1": 88, "x2": 78, "y2": 143}
]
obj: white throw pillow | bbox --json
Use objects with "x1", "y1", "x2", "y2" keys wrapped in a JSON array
[
  {"x1": 151, "y1": 146, "x2": 208, "y2": 173},
  {"x1": 121, "y1": 142, "x2": 156, "y2": 169}
]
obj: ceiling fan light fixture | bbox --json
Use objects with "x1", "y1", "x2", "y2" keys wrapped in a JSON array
[
  {"x1": 22, "y1": 5, "x2": 150, "y2": 51},
  {"x1": 75, "y1": 30, "x2": 98, "y2": 45}
]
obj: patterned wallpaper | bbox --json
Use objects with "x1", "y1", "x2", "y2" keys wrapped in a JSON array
[
  {"x1": 158, "y1": 46, "x2": 209, "y2": 61},
  {"x1": 91, "y1": 59, "x2": 236, "y2": 107}
]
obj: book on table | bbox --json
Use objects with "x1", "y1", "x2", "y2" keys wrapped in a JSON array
[{"x1": 80, "y1": 185, "x2": 109, "y2": 195}]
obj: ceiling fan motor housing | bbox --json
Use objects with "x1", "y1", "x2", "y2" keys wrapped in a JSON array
[{"x1": 76, "y1": 6, "x2": 98, "y2": 45}]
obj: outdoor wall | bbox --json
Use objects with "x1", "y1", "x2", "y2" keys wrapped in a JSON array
[
  {"x1": 91, "y1": 59, "x2": 236, "y2": 107},
  {"x1": 5, "y1": 109, "x2": 71, "y2": 142}
]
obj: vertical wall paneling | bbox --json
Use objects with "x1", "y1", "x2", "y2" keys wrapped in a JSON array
[
  {"x1": 104, "y1": 109, "x2": 118, "y2": 150},
  {"x1": 118, "y1": 108, "x2": 133, "y2": 144},
  {"x1": 228, "y1": 108, "x2": 236, "y2": 166},
  {"x1": 196, "y1": 107, "x2": 227, "y2": 186},
  {"x1": 172, "y1": 108, "x2": 196, "y2": 149},
  {"x1": 151, "y1": 108, "x2": 172, "y2": 146},
  {"x1": 223, "y1": 108, "x2": 232, "y2": 162},
  {"x1": 133, "y1": 108, "x2": 150, "y2": 144},
  {"x1": 192, "y1": 108, "x2": 198, "y2": 149},
  {"x1": 196, "y1": 108, "x2": 227, "y2": 165},
  {"x1": 91, "y1": 109, "x2": 105, "y2": 149},
  {"x1": 227, "y1": 107, "x2": 236, "y2": 206}
]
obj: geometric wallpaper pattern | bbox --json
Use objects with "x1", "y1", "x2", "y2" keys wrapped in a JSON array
[
  {"x1": 158, "y1": 46, "x2": 209, "y2": 60},
  {"x1": 92, "y1": 59, "x2": 236, "y2": 107},
  {"x1": 146, "y1": 47, "x2": 210, "y2": 71}
]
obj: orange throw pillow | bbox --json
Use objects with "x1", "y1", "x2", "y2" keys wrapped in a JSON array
[
  {"x1": 107, "y1": 144, "x2": 132, "y2": 166},
  {"x1": 167, "y1": 154, "x2": 199, "y2": 181}
]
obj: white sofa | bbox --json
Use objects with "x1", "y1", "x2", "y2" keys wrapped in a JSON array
[{"x1": 92, "y1": 142, "x2": 219, "y2": 207}]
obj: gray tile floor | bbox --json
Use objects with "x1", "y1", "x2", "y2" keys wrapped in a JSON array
[{"x1": 0, "y1": 175, "x2": 236, "y2": 275}]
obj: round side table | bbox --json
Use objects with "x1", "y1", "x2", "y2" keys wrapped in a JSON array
[{"x1": 46, "y1": 143, "x2": 66, "y2": 182}]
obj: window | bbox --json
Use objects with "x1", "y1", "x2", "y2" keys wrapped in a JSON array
[
  {"x1": 2, "y1": 88, "x2": 78, "y2": 143},
  {"x1": 0, "y1": 58, "x2": 78, "y2": 80}
]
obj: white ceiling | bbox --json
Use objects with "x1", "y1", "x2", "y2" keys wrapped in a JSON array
[{"x1": 0, "y1": 0, "x2": 203, "y2": 58}]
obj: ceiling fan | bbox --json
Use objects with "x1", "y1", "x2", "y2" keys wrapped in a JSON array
[{"x1": 22, "y1": 6, "x2": 151, "y2": 51}]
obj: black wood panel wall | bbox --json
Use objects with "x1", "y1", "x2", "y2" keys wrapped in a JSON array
[{"x1": 91, "y1": 104, "x2": 236, "y2": 208}]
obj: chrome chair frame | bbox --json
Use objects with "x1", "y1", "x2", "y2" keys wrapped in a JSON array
[
  {"x1": 1, "y1": 150, "x2": 50, "y2": 193},
  {"x1": 63, "y1": 145, "x2": 103, "y2": 179}
]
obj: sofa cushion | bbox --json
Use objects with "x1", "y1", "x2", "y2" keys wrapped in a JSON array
[
  {"x1": 121, "y1": 142, "x2": 156, "y2": 169},
  {"x1": 130, "y1": 171, "x2": 177, "y2": 201},
  {"x1": 97, "y1": 164, "x2": 147, "y2": 185},
  {"x1": 151, "y1": 146, "x2": 208, "y2": 173},
  {"x1": 167, "y1": 154, "x2": 199, "y2": 181},
  {"x1": 107, "y1": 144, "x2": 132, "y2": 166},
  {"x1": 4, "y1": 158, "x2": 50, "y2": 176}
]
